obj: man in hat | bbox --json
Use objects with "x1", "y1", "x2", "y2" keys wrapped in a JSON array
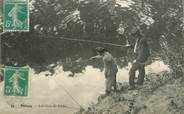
[
  {"x1": 128, "y1": 30, "x2": 150, "y2": 90},
  {"x1": 90, "y1": 47, "x2": 118, "y2": 94}
]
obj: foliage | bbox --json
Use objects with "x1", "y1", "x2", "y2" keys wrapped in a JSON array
[{"x1": 1, "y1": 0, "x2": 183, "y2": 72}]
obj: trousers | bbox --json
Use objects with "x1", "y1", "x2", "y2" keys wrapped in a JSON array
[
  {"x1": 129, "y1": 62, "x2": 145, "y2": 87},
  {"x1": 105, "y1": 69, "x2": 118, "y2": 93}
]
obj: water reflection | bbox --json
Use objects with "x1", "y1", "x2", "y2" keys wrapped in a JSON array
[
  {"x1": 30, "y1": 60, "x2": 170, "y2": 108},
  {"x1": 0, "y1": 61, "x2": 170, "y2": 114}
]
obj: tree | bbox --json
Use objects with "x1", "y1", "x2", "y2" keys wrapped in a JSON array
[{"x1": 1, "y1": 0, "x2": 183, "y2": 73}]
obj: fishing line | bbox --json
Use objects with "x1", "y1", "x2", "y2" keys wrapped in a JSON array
[
  {"x1": 40, "y1": 34, "x2": 130, "y2": 48},
  {"x1": 59, "y1": 83, "x2": 85, "y2": 109},
  {"x1": 1, "y1": 32, "x2": 130, "y2": 47},
  {"x1": 0, "y1": 32, "x2": 128, "y2": 109}
]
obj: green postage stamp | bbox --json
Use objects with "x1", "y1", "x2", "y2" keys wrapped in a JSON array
[
  {"x1": 3, "y1": 0, "x2": 29, "y2": 31},
  {"x1": 4, "y1": 67, "x2": 29, "y2": 96}
]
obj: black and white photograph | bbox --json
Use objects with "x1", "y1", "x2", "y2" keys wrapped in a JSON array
[{"x1": 0, "y1": 0, "x2": 184, "y2": 114}]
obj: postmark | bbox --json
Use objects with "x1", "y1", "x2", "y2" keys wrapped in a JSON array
[
  {"x1": 4, "y1": 67, "x2": 29, "y2": 96},
  {"x1": 3, "y1": 0, "x2": 29, "y2": 32}
]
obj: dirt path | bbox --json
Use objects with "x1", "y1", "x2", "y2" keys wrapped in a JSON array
[{"x1": 79, "y1": 71, "x2": 184, "y2": 114}]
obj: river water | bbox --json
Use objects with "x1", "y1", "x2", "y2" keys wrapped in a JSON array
[{"x1": 0, "y1": 61, "x2": 170, "y2": 114}]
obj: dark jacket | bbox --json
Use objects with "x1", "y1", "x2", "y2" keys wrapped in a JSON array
[{"x1": 135, "y1": 38, "x2": 150, "y2": 63}]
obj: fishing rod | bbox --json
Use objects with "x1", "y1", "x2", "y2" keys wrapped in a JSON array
[
  {"x1": 41, "y1": 34, "x2": 131, "y2": 48},
  {"x1": 1, "y1": 32, "x2": 131, "y2": 47}
]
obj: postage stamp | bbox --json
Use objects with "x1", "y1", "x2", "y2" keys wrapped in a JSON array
[
  {"x1": 3, "y1": 0, "x2": 29, "y2": 32},
  {"x1": 4, "y1": 67, "x2": 29, "y2": 96}
]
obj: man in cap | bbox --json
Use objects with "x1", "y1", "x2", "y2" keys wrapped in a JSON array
[
  {"x1": 128, "y1": 30, "x2": 150, "y2": 90},
  {"x1": 90, "y1": 47, "x2": 118, "y2": 94}
]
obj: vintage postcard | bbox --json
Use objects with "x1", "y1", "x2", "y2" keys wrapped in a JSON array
[{"x1": 0, "y1": 0, "x2": 184, "y2": 114}]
